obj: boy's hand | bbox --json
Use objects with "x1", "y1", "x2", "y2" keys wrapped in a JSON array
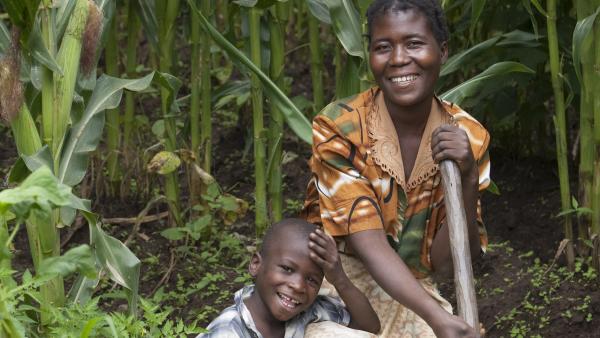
[{"x1": 308, "y1": 228, "x2": 347, "y2": 286}]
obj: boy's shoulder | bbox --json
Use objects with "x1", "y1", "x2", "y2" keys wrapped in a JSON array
[{"x1": 197, "y1": 287, "x2": 259, "y2": 338}]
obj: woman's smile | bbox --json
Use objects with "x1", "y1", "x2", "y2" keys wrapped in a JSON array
[{"x1": 369, "y1": 9, "x2": 447, "y2": 115}]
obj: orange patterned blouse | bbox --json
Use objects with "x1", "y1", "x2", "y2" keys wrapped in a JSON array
[{"x1": 301, "y1": 87, "x2": 491, "y2": 278}]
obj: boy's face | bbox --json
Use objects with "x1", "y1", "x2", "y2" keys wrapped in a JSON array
[{"x1": 249, "y1": 231, "x2": 324, "y2": 322}]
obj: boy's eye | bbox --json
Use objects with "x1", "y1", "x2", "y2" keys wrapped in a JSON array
[
  {"x1": 280, "y1": 265, "x2": 292, "y2": 273},
  {"x1": 307, "y1": 276, "x2": 319, "y2": 286}
]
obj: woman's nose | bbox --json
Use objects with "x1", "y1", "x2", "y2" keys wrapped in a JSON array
[{"x1": 390, "y1": 46, "x2": 409, "y2": 65}]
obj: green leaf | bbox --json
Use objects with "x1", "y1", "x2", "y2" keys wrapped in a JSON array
[
  {"x1": 307, "y1": 0, "x2": 332, "y2": 25},
  {"x1": 1, "y1": 0, "x2": 41, "y2": 43},
  {"x1": 147, "y1": 151, "x2": 181, "y2": 175},
  {"x1": 323, "y1": 0, "x2": 364, "y2": 58},
  {"x1": 234, "y1": 0, "x2": 278, "y2": 8},
  {"x1": 37, "y1": 245, "x2": 96, "y2": 278},
  {"x1": 7, "y1": 158, "x2": 30, "y2": 184},
  {"x1": 0, "y1": 167, "x2": 72, "y2": 219},
  {"x1": 160, "y1": 227, "x2": 188, "y2": 241},
  {"x1": 441, "y1": 36, "x2": 500, "y2": 77},
  {"x1": 135, "y1": 0, "x2": 159, "y2": 52},
  {"x1": 58, "y1": 72, "x2": 180, "y2": 187},
  {"x1": 440, "y1": 61, "x2": 535, "y2": 105},
  {"x1": 22, "y1": 145, "x2": 53, "y2": 173},
  {"x1": 28, "y1": 22, "x2": 63, "y2": 74},
  {"x1": 85, "y1": 212, "x2": 141, "y2": 316},
  {"x1": 188, "y1": 0, "x2": 312, "y2": 144},
  {"x1": 572, "y1": 6, "x2": 600, "y2": 85},
  {"x1": 470, "y1": 0, "x2": 487, "y2": 38}
]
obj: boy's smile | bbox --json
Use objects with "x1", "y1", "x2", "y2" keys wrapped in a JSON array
[
  {"x1": 246, "y1": 232, "x2": 324, "y2": 324},
  {"x1": 369, "y1": 9, "x2": 447, "y2": 115}
]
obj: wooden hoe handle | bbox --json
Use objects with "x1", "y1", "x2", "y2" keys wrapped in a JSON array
[{"x1": 439, "y1": 160, "x2": 480, "y2": 336}]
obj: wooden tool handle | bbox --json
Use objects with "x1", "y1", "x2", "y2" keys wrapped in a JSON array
[{"x1": 439, "y1": 160, "x2": 480, "y2": 336}]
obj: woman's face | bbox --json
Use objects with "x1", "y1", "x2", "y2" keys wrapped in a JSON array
[{"x1": 369, "y1": 9, "x2": 447, "y2": 112}]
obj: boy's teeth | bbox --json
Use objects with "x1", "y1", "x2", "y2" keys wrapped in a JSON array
[
  {"x1": 278, "y1": 293, "x2": 300, "y2": 308},
  {"x1": 391, "y1": 75, "x2": 418, "y2": 83}
]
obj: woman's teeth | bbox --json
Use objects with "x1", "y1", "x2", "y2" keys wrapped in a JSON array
[
  {"x1": 391, "y1": 75, "x2": 418, "y2": 83},
  {"x1": 277, "y1": 292, "x2": 300, "y2": 308}
]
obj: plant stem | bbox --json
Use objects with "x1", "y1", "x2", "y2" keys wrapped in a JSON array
[
  {"x1": 308, "y1": 12, "x2": 324, "y2": 114},
  {"x1": 249, "y1": 7, "x2": 268, "y2": 236},
  {"x1": 546, "y1": 0, "x2": 575, "y2": 270},
  {"x1": 40, "y1": 5, "x2": 55, "y2": 147},
  {"x1": 268, "y1": 3, "x2": 287, "y2": 222},
  {"x1": 105, "y1": 12, "x2": 121, "y2": 192},
  {"x1": 123, "y1": 0, "x2": 140, "y2": 153},
  {"x1": 157, "y1": 0, "x2": 182, "y2": 225},
  {"x1": 52, "y1": 0, "x2": 89, "y2": 168},
  {"x1": 592, "y1": 0, "x2": 600, "y2": 238},
  {"x1": 200, "y1": 0, "x2": 213, "y2": 174},
  {"x1": 576, "y1": 0, "x2": 594, "y2": 254}
]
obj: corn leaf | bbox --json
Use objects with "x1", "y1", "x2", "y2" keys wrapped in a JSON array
[
  {"x1": 307, "y1": 0, "x2": 332, "y2": 25},
  {"x1": 37, "y1": 245, "x2": 96, "y2": 279},
  {"x1": 189, "y1": 0, "x2": 312, "y2": 144},
  {"x1": 470, "y1": 0, "x2": 487, "y2": 37},
  {"x1": 440, "y1": 61, "x2": 534, "y2": 105},
  {"x1": 322, "y1": 0, "x2": 364, "y2": 58},
  {"x1": 0, "y1": 19, "x2": 11, "y2": 52},
  {"x1": 441, "y1": 36, "x2": 501, "y2": 77},
  {"x1": 84, "y1": 212, "x2": 141, "y2": 316},
  {"x1": 1, "y1": 0, "x2": 41, "y2": 42},
  {"x1": 27, "y1": 23, "x2": 63, "y2": 74},
  {"x1": 135, "y1": 0, "x2": 159, "y2": 52},
  {"x1": 58, "y1": 72, "x2": 180, "y2": 187},
  {"x1": 572, "y1": 6, "x2": 600, "y2": 85},
  {"x1": 234, "y1": 0, "x2": 279, "y2": 8},
  {"x1": 55, "y1": 0, "x2": 78, "y2": 40}
]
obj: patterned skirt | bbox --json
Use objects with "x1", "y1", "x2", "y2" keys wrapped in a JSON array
[{"x1": 305, "y1": 254, "x2": 453, "y2": 338}]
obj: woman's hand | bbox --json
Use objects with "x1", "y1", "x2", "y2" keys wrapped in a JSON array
[
  {"x1": 431, "y1": 313, "x2": 478, "y2": 338},
  {"x1": 308, "y1": 228, "x2": 346, "y2": 286},
  {"x1": 431, "y1": 125, "x2": 477, "y2": 183}
]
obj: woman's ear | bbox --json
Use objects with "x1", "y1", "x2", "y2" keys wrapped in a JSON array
[
  {"x1": 440, "y1": 41, "x2": 449, "y2": 64},
  {"x1": 248, "y1": 252, "x2": 262, "y2": 277}
]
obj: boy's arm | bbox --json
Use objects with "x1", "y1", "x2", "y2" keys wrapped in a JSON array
[{"x1": 309, "y1": 229, "x2": 381, "y2": 334}]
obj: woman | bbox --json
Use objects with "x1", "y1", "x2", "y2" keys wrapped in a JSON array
[{"x1": 301, "y1": 0, "x2": 490, "y2": 337}]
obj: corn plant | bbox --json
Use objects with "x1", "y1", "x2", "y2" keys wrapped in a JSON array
[{"x1": 572, "y1": 1, "x2": 600, "y2": 269}]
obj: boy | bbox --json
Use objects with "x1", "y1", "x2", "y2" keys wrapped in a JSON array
[{"x1": 198, "y1": 218, "x2": 380, "y2": 337}]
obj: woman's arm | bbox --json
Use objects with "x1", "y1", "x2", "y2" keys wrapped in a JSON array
[
  {"x1": 309, "y1": 229, "x2": 381, "y2": 334},
  {"x1": 347, "y1": 229, "x2": 476, "y2": 337},
  {"x1": 430, "y1": 125, "x2": 482, "y2": 276}
]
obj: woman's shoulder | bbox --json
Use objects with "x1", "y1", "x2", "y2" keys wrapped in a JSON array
[
  {"x1": 312, "y1": 88, "x2": 376, "y2": 146},
  {"x1": 440, "y1": 99, "x2": 490, "y2": 141}
]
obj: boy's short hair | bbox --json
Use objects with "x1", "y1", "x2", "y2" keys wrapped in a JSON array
[{"x1": 259, "y1": 218, "x2": 317, "y2": 258}]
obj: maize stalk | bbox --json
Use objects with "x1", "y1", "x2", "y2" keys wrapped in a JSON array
[
  {"x1": 52, "y1": 0, "x2": 90, "y2": 168},
  {"x1": 308, "y1": 12, "x2": 324, "y2": 113},
  {"x1": 123, "y1": 0, "x2": 140, "y2": 152},
  {"x1": 249, "y1": 7, "x2": 268, "y2": 236},
  {"x1": 157, "y1": 0, "x2": 182, "y2": 225},
  {"x1": 268, "y1": 3, "x2": 289, "y2": 222},
  {"x1": 546, "y1": 0, "x2": 575, "y2": 270},
  {"x1": 105, "y1": 13, "x2": 122, "y2": 192}
]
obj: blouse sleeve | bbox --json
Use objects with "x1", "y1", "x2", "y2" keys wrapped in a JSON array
[{"x1": 310, "y1": 114, "x2": 385, "y2": 237}]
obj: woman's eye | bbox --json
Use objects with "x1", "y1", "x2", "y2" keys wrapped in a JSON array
[
  {"x1": 407, "y1": 40, "x2": 424, "y2": 48},
  {"x1": 307, "y1": 277, "x2": 318, "y2": 285},
  {"x1": 373, "y1": 44, "x2": 390, "y2": 52}
]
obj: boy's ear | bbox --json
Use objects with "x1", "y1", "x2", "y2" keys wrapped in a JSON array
[{"x1": 249, "y1": 252, "x2": 262, "y2": 277}]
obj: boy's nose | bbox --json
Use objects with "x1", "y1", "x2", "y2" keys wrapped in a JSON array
[{"x1": 287, "y1": 275, "x2": 306, "y2": 293}]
